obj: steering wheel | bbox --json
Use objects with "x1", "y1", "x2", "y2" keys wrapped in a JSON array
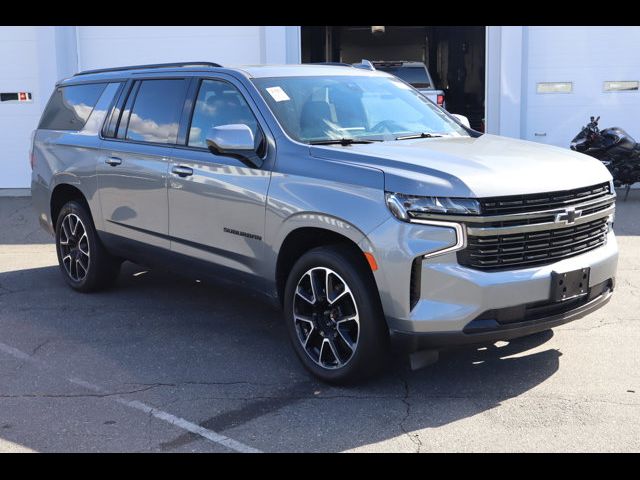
[{"x1": 370, "y1": 120, "x2": 406, "y2": 134}]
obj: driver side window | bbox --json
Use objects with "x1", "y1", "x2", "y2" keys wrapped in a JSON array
[{"x1": 188, "y1": 79, "x2": 259, "y2": 148}]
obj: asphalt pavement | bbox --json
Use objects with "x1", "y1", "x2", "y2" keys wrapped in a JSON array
[{"x1": 0, "y1": 192, "x2": 638, "y2": 452}]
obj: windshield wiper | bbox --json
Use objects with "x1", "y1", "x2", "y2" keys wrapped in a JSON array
[
  {"x1": 309, "y1": 138, "x2": 382, "y2": 146},
  {"x1": 395, "y1": 132, "x2": 443, "y2": 140}
]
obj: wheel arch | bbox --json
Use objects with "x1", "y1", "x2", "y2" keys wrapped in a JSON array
[
  {"x1": 274, "y1": 219, "x2": 381, "y2": 308},
  {"x1": 50, "y1": 183, "x2": 92, "y2": 228}
]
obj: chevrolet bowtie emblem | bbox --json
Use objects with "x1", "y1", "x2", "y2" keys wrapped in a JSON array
[{"x1": 555, "y1": 207, "x2": 582, "y2": 224}]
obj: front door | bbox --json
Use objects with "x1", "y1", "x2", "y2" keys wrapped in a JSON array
[{"x1": 167, "y1": 77, "x2": 272, "y2": 279}]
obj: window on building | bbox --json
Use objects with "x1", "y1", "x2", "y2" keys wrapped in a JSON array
[
  {"x1": 536, "y1": 82, "x2": 573, "y2": 94},
  {"x1": 604, "y1": 81, "x2": 639, "y2": 92},
  {"x1": 188, "y1": 79, "x2": 259, "y2": 148},
  {"x1": 124, "y1": 79, "x2": 189, "y2": 144},
  {"x1": 38, "y1": 83, "x2": 108, "y2": 130}
]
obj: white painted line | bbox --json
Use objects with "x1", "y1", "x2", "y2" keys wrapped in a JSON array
[
  {"x1": 0, "y1": 342, "x2": 262, "y2": 453},
  {"x1": 0, "y1": 342, "x2": 33, "y2": 361}
]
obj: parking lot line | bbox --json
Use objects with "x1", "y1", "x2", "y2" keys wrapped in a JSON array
[{"x1": 0, "y1": 341, "x2": 262, "y2": 453}]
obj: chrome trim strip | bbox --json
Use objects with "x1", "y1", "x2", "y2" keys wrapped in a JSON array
[
  {"x1": 466, "y1": 204, "x2": 615, "y2": 237},
  {"x1": 410, "y1": 194, "x2": 616, "y2": 224},
  {"x1": 410, "y1": 219, "x2": 467, "y2": 259}
]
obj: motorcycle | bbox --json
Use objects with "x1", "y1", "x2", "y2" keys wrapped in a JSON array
[{"x1": 570, "y1": 116, "x2": 640, "y2": 200}]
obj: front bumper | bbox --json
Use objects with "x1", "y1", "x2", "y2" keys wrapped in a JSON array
[
  {"x1": 391, "y1": 279, "x2": 613, "y2": 352},
  {"x1": 361, "y1": 216, "x2": 618, "y2": 347}
]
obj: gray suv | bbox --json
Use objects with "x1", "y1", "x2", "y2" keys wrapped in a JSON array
[{"x1": 31, "y1": 62, "x2": 618, "y2": 383}]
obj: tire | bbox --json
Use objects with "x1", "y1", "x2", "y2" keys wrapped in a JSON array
[
  {"x1": 283, "y1": 244, "x2": 389, "y2": 384},
  {"x1": 55, "y1": 200, "x2": 121, "y2": 292}
]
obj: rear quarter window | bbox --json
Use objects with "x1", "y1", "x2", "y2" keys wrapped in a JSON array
[{"x1": 38, "y1": 83, "x2": 108, "y2": 131}]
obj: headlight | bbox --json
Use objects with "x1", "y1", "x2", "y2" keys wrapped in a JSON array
[{"x1": 385, "y1": 192, "x2": 480, "y2": 221}]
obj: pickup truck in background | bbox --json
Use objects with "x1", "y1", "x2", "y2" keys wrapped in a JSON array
[{"x1": 370, "y1": 60, "x2": 446, "y2": 108}]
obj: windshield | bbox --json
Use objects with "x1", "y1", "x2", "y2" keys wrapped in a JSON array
[
  {"x1": 252, "y1": 75, "x2": 467, "y2": 144},
  {"x1": 374, "y1": 66, "x2": 432, "y2": 88}
]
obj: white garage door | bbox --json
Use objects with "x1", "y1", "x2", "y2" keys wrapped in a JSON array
[
  {"x1": 77, "y1": 26, "x2": 264, "y2": 70},
  {"x1": 0, "y1": 27, "x2": 42, "y2": 189},
  {"x1": 525, "y1": 26, "x2": 640, "y2": 148}
]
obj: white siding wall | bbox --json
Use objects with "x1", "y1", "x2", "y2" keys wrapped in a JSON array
[
  {"x1": 0, "y1": 27, "x2": 41, "y2": 188},
  {"x1": 77, "y1": 26, "x2": 264, "y2": 70},
  {"x1": 2, "y1": 26, "x2": 638, "y2": 189},
  {"x1": 0, "y1": 26, "x2": 300, "y2": 189},
  {"x1": 487, "y1": 26, "x2": 640, "y2": 148},
  {"x1": 524, "y1": 26, "x2": 640, "y2": 147}
]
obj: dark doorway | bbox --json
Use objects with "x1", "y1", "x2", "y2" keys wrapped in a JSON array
[{"x1": 301, "y1": 26, "x2": 486, "y2": 131}]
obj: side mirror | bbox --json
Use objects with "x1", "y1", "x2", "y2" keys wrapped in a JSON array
[
  {"x1": 206, "y1": 124, "x2": 263, "y2": 168},
  {"x1": 451, "y1": 114, "x2": 471, "y2": 129}
]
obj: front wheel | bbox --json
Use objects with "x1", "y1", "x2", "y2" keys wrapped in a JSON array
[
  {"x1": 55, "y1": 201, "x2": 121, "y2": 292},
  {"x1": 283, "y1": 245, "x2": 389, "y2": 384}
]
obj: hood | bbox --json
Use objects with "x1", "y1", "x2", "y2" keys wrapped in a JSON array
[{"x1": 309, "y1": 134, "x2": 613, "y2": 198}]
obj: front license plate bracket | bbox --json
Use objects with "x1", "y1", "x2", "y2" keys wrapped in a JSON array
[{"x1": 551, "y1": 268, "x2": 590, "y2": 302}]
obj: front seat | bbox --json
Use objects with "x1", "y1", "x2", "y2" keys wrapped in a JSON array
[{"x1": 300, "y1": 101, "x2": 333, "y2": 140}]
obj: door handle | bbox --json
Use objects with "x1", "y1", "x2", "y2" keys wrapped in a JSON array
[
  {"x1": 105, "y1": 156, "x2": 122, "y2": 166},
  {"x1": 534, "y1": 132, "x2": 547, "y2": 137},
  {"x1": 171, "y1": 165, "x2": 193, "y2": 177}
]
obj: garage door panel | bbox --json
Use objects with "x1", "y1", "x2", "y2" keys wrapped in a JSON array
[
  {"x1": 78, "y1": 26, "x2": 260, "y2": 40},
  {"x1": 525, "y1": 104, "x2": 640, "y2": 147},
  {"x1": 77, "y1": 26, "x2": 263, "y2": 70},
  {"x1": 527, "y1": 66, "x2": 640, "y2": 108},
  {"x1": 527, "y1": 26, "x2": 640, "y2": 68},
  {"x1": 525, "y1": 27, "x2": 640, "y2": 148}
]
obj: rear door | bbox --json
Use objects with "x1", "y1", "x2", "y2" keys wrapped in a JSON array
[
  {"x1": 98, "y1": 78, "x2": 190, "y2": 250},
  {"x1": 167, "y1": 76, "x2": 273, "y2": 279}
]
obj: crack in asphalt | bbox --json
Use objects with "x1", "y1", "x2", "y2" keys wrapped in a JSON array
[
  {"x1": 399, "y1": 375, "x2": 422, "y2": 453},
  {"x1": 0, "y1": 385, "x2": 161, "y2": 399},
  {"x1": 31, "y1": 339, "x2": 51, "y2": 357},
  {"x1": 122, "y1": 380, "x2": 298, "y2": 388},
  {"x1": 562, "y1": 320, "x2": 622, "y2": 331}
]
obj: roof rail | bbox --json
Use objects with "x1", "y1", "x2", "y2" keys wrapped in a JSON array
[
  {"x1": 309, "y1": 62, "x2": 355, "y2": 67},
  {"x1": 74, "y1": 62, "x2": 223, "y2": 77}
]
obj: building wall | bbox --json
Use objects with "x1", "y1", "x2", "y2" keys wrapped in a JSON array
[
  {"x1": 0, "y1": 27, "x2": 41, "y2": 188},
  {"x1": 77, "y1": 26, "x2": 263, "y2": 69},
  {"x1": 487, "y1": 26, "x2": 640, "y2": 149},
  {"x1": 2, "y1": 26, "x2": 639, "y2": 189},
  {"x1": 0, "y1": 26, "x2": 301, "y2": 189}
]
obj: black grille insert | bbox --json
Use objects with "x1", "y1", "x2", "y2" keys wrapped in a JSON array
[
  {"x1": 480, "y1": 182, "x2": 611, "y2": 215},
  {"x1": 458, "y1": 217, "x2": 609, "y2": 270}
]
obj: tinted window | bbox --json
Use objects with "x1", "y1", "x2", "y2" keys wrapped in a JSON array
[
  {"x1": 375, "y1": 66, "x2": 431, "y2": 88},
  {"x1": 125, "y1": 79, "x2": 188, "y2": 144},
  {"x1": 188, "y1": 79, "x2": 258, "y2": 148},
  {"x1": 39, "y1": 83, "x2": 107, "y2": 130}
]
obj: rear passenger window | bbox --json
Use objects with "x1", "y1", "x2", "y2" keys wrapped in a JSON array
[
  {"x1": 38, "y1": 83, "x2": 107, "y2": 130},
  {"x1": 124, "y1": 79, "x2": 188, "y2": 144}
]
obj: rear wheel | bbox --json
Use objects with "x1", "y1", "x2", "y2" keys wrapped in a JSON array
[
  {"x1": 55, "y1": 201, "x2": 121, "y2": 292},
  {"x1": 284, "y1": 245, "x2": 389, "y2": 384}
]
